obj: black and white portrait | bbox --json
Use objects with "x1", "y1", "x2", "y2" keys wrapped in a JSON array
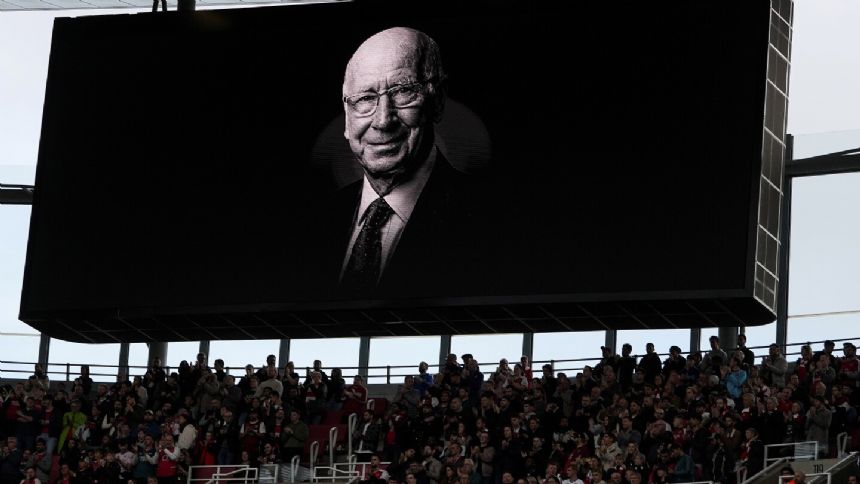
[
  {"x1": 24, "y1": 3, "x2": 773, "y2": 323},
  {"x1": 323, "y1": 27, "x2": 487, "y2": 295}
]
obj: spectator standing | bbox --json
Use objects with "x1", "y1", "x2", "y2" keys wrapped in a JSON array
[
  {"x1": 761, "y1": 344, "x2": 788, "y2": 389},
  {"x1": 638, "y1": 343, "x2": 662, "y2": 385},
  {"x1": 327, "y1": 368, "x2": 346, "y2": 412},
  {"x1": 594, "y1": 347, "x2": 619, "y2": 380},
  {"x1": 539, "y1": 365, "x2": 558, "y2": 401},
  {"x1": 256, "y1": 367, "x2": 284, "y2": 400},
  {"x1": 662, "y1": 346, "x2": 685, "y2": 379},
  {"x1": 132, "y1": 433, "x2": 158, "y2": 482},
  {"x1": 155, "y1": 433, "x2": 179, "y2": 484},
  {"x1": 256, "y1": 355, "x2": 277, "y2": 382},
  {"x1": 0, "y1": 437, "x2": 22, "y2": 484},
  {"x1": 805, "y1": 396, "x2": 832, "y2": 457},
  {"x1": 422, "y1": 445, "x2": 443, "y2": 484},
  {"x1": 280, "y1": 410, "x2": 309, "y2": 461},
  {"x1": 668, "y1": 445, "x2": 694, "y2": 483},
  {"x1": 343, "y1": 375, "x2": 369, "y2": 416},
  {"x1": 736, "y1": 334, "x2": 756, "y2": 369},
  {"x1": 393, "y1": 376, "x2": 421, "y2": 420},
  {"x1": 415, "y1": 362, "x2": 434, "y2": 397},
  {"x1": 813, "y1": 341, "x2": 839, "y2": 373},
  {"x1": 56, "y1": 400, "x2": 85, "y2": 452},
  {"x1": 353, "y1": 410, "x2": 381, "y2": 456},
  {"x1": 738, "y1": 427, "x2": 764, "y2": 478},
  {"x1": 839, "y1": 343, "x2": 860, "y2": 388},
  {"x1": 281, "y1": 362, "x2": 301, "y2": 393},
  {"x1": 701, "y1": 336, "x2": 728, "y2": 375},
  {"x1": 214, "y1": 408, "x2": 239, "y2": 465},
  {"x1": 26, "y1": 439, "x2": 50, "y2": 484},
  {"x1": 617, "y1": 344, "x2": 636, "y2": 391},
  {"x1": 470, "y1": 430, "x2": 494, "y2": 484},
  {"x1": 725, "y1": 357, "x2": 748, "y2": 402},
  {"x1": 304, "y1": 371, "x2": 328, "y2": 424}
]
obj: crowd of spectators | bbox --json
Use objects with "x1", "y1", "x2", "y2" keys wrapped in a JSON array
[{"x1": 0, "y1": 336, "x2": 859, "y2": 484}]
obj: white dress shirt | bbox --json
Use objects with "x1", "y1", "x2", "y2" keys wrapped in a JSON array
[{"x1": 340, "y1": 148, "x2": 437, "y2": 281}]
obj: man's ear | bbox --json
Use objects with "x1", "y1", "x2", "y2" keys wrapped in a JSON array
[{"x1": 344, "y1": 110, "x2": 351, "y2": 140}]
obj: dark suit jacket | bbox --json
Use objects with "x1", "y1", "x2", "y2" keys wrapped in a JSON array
[{"x1": 318, "y1": 154, "x2": 486, "y2": 299}]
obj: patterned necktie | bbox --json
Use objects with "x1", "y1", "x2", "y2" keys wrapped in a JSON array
[{"x1": 341, "y1": 197, "x2": 395, "y2": 290}]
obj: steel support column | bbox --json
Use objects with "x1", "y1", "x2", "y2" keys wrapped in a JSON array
[
  {"x1": 147, "y1": 342, "x2": 168, "y2": 369},
  {"x1": 198, "y1": 340, "x2": 210, "y2": 362},
  {"x1": 278, "y1": 338, "x2": 291, "y2": 368},
  {"x1": 689, "y1": 328, "x2": 701, "y2": 353},
  {"x1": 717, "y1": 327, "x2": 738, "y2": 355},
  {"x1": 439, "y1": 335, "x2": 452, "y2": 372},
  {"x1": 358, "y1": 336, "x2": 371, "y2": 380},
  {"x1": 604, "y1": 330, "x2": 617, "y2": 355},
  {"x1": 776, "y1": 135, "x2": 794, "y2": 353},
  {"x1": 37, "y1": 334, "x2": 50, "y2": 368},
  {"x1": 522, "y1": 333, "x2": 534, "y2": 363},
  {"x1": 118, "y1": 342, "x2": 130, "y2": 381}
]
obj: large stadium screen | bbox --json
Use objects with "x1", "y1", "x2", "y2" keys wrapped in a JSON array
[{"x1": 21, "y1": 0, "x2": 786, "y2": 341}]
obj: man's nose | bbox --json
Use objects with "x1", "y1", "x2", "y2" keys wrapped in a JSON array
[{"x1": 371, "y1": 93, "x2": 398, "y2": 129}]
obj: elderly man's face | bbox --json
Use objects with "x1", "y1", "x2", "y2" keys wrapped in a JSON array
[{"x1": 343, "y1": 28, "x2": 440, "y2": 184}]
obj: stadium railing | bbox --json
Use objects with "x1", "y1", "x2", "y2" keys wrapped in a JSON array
[{"x1": 1, "y1": 336, "x2": 858, "y2": 384}]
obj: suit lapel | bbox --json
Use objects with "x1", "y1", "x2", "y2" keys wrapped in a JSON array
[
  {"x1": 381, "y1": 156, "x2": 459, "y2": 285},
  {"x1": 325, "y1": 180, "x2": 362, "y2": 285}
]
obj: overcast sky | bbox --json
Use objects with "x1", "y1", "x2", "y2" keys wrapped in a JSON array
[{"x1": 1, "y1": 0, "x2": 859, "y2": 381}]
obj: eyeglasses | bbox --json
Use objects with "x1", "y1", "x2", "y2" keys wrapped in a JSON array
[{"x1": 343, "y1": 81, "x2": 428, "y2": 117}]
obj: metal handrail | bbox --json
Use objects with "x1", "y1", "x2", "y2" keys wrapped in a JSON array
[
  {"x1": 2, "y1": 335, "x2": 858, "y2": 385},
  {"x1": 310, "y1": 440, "x2": 320, "y2": 481},
  {"x1": 0, "y1": 360, "x2": 169, "y2": 383},
  {"x1": 312, "y1": 462, "x2": 362, "y2": 482},
  {"x1": 207, "y1": 467, "x2": 257, "y2": 484},
  {"x1": 765, "y1": 441, "x2": 819, "y2": 465},
  {"x1": 348, "y1": 453, "x2": 357, "y2": 480},
  {"x1": 259, "y1": 463, "x2": 279, "y2": 484},
  {"x1": 329, "y1": 426, "x2": 338, "y2": 470},
  {"x1": 837, "y1": 431, "x2": 849, "y2": 458},
  {"x1": 186, "y1": 465, "x2": 256, "y2": 484},
  {"x1": 352, "y1": 460, "x2": 392, "y2": 483},
  {"x1": 290, "y1": 454, "x2": 301, "y2": 482},
  {"x1": 742, "y1": 457, "x2": 787, "y2": 484},
  {"x1": 777, "y1": 473, "x2": 831, "y2": 484},
  {"x1": 347, "y1": 412, "x2": 358, "y2": 458}
]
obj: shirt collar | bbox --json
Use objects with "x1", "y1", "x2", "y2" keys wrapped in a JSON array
[{"x1": 357, "y1": 147, "x2": 437, "y2": 224}]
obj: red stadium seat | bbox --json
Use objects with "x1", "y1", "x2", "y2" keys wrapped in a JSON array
[
  {"x1": 343, "y1": 399, "x2": 365, "y2": 417},
  {"x1": 334, "y1": 424, "x2": 348, "y2": 446},
  {"x1": 192, "y1": 465, "x2": 245, "y2": 481},
  {"x1": 306, "y1": 424, "x2": 332, "y2": 463},
  {"x1": 323, "y1": 409, "x2": 346, "y2": 425},
  {"x1": 371, "y1": 398, "x2": 388, "y2": 418}
]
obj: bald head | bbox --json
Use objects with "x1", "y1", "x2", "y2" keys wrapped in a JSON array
[
  {"x1": 342, "y1": 27, "x2": 447, "y2": 194},
  {"x1": 344, "y1": 27, "x2": 445, "y2": 97}
]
